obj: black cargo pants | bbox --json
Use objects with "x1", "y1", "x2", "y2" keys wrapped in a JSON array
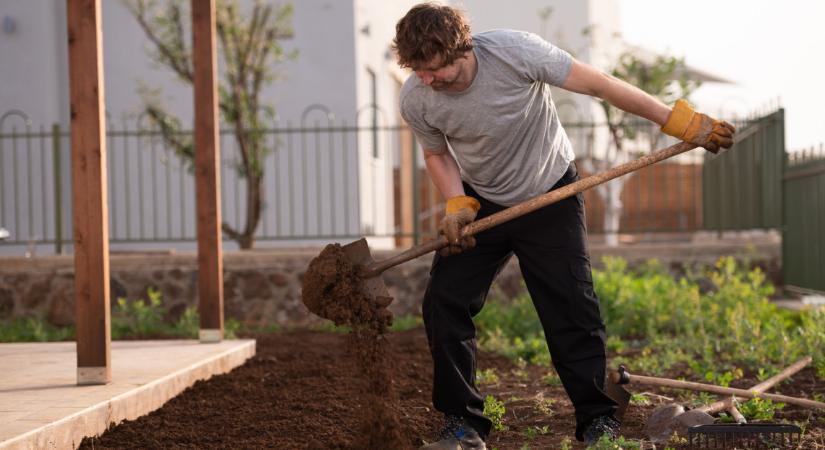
[{"x1": 421, "y1": 162, "x2": 618, "y2": 441}]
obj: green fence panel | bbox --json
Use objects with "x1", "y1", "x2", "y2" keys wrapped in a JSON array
[
  {"x1": 702, "y1": 109, "x2": 785, "y2": 231},
  {"x1": 783, "y1": 157, "x2": 825, "y2": 293}
]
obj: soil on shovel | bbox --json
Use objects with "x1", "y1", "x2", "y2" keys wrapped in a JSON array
[
  {"x1": 302, "y1": 243, "x2": 392, "y2": 328},
  {"x1": 301, "y1": 243, "x2": 404, "y2": 448},
  {"x1": 78, "y1": 328, "x2": 825, "y2": 449}
]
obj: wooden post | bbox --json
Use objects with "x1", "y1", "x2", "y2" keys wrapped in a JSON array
[
  {"x1": 398, "y1": 126, "x2": 414, "y2": 248},
  {"x1": 67, "y1": 0, "x2": 111, "y2": 385},
  {"x1": 192, "y1": 0, "x2": 224, "y2": 342}
]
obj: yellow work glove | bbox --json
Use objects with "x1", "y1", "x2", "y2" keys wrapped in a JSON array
[
  {"x1": 439, "y1": 195, "x2": 480, "y2": 257},
  {"x1": 661, "y1": 99, "x2": 736, "y2": 154}
]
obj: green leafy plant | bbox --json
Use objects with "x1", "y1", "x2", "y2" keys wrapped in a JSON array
[
  {"x1": 112, "y1": 288, "x2": 166, "y2": 338},
  {"x1": 483, "y1": 394, "x2": 508, "y2": 431},
  {"x1": 523, "y1": 425, "x2": 550, "y2": 440},
  {"x1": 542, "y1": 370, "x2": 562, "y2": 386},
  {"x1": 476, "y1": 292, "x2": 551, "y2": 365},
  {"x1": 737, "y1": 396, "x2": 785, "y2": 421},
  {"x1": 476, "y1": 368, "x2": 500, "y2": 386},
  {"x1": 513, "y1": 368, "x2": 531, "y2": 383},
  {"x1": 532, "y1": 395, "x2": 555, "y2": 416},
  {"x1": 0, "y1": 317, "x2": 75, "y2": 342},
  {"x1": 702, "y1": 367, "x2": 743, "y2": 388},
  {"x1": 586, "y1": 433, "x2": 641, "y2": 449},
  {"x1": 630, "y1": 393, "x2": 651, "y2": 406},
  {"x1": 1, "y1": 289, "x2": 242, "y2": 342},
  {"x1": 606, "y1": 335, "x2": 626, "y2": 353}
]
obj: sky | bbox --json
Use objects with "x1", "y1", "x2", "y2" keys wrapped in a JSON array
[{"x1": 619, "y1": 0, "x2": 825, "y2": 151}]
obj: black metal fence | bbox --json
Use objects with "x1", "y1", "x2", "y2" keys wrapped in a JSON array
[{"x1": 1, "y1": 108, "x2": 722, "y2": 254}]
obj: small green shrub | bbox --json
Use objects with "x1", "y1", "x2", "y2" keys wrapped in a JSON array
[
  {"x1": 171, "y1": 306, "x2": 199, "y2": 337},
  {"x1": 483, "y1": 394, "x2": 508, "y2": 431},
  {"x1": 111, "y1": 288, "x2": 166, "y2": 339},
  {"x1": 737, "y1": 396, "x2": 784, "y2": 421}
]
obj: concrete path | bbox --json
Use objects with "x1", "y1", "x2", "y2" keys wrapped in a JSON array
[{"x1": 0, "y1": 339, "x2": 255, "y2": 449}]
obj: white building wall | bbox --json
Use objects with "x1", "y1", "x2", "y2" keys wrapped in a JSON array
[
  {"x1": 0, "y1": 1, "x2": 70, "y2": 127},
  {"x1": 352, "y1": 0, "x2": 418, "y2": 248}
]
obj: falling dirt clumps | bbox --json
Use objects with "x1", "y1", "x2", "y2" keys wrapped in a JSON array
[
  {"x1": 302, "y1": 243, "x2": 406, "y2": 448},
  {"x1": 302, "y1": 243, "x2": 392, "y2": 328},
  {"x1": 348, "y1": 326, "x2": 407, "y2": 449}
]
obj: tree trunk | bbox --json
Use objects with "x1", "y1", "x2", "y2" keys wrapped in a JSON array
[
  {"x1": 237, "y1": 173, "x2": 263, "y2": 249},
  {"x1": 603, "y1": 178, "x2": 625, "y2": 247}
]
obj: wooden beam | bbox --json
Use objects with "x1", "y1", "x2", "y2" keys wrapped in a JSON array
[
  {"x1": 192, "y1": 0, "x2": 224, "y2": 343},
  {"x1": 67, "y1": 0, "x2": 111, "y2": 385},
  {"x1": 398, "y1": 126, "x2": 414, "y2": 248}
]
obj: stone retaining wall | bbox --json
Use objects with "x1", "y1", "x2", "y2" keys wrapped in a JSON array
[{"x1": 0, "y1": 236, "x2": 781, "y2": 328}]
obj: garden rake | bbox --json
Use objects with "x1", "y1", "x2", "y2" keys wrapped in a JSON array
[
  {"x1": 606, "y1": 357, "x2": 820, "y2": 446},
  {"x1": 687, "y1": 423, "x2": 802, "y2": 449}
]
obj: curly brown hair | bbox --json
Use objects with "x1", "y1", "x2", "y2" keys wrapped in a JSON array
[{"x1": 393, "y1": 3, "x2": 474, "y2": 70}]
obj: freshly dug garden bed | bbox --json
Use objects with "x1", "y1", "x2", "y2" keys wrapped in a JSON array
[{"x1": 80, "y1": 328, "x2": 825, "y2": 449}]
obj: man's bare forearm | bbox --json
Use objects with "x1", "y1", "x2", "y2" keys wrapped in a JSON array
[
  {"x1": 598, "y1": 76, "x2": 671, "y2": 125},
  {"x1": 423, "y1": 149, "x2": 465, "y2": 200},
  {"x1": 561, "y1": 59, "x2": 671, "y2": 126}
]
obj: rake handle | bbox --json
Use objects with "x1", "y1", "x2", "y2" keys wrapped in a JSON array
[
  {"x1": 611, "y1": 366, "x2": 825, "y2": 410},
  {"x1": 699, "y1": 356, "x2": 812, "y2": 414},
  {"x1": 363, "y1": 141, "x2": 698, "y2": 277}
]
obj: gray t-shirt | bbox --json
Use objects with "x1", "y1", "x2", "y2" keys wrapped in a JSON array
[{"x1": 400, "y1": 29, "x2": 574, "y2": 206}]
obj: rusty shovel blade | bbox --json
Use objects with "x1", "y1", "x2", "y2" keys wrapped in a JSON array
[
  {"x1": 342, "y1": 238, "x2": 393, "y2": 308},
  {"x1": 606, "y1": 381, "x2": 631, "y2": 421}
]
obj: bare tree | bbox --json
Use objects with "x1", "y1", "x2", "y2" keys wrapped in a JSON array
[
  {"x1": 588, "y1": 51, "x2": 700, "y2": 246},
  {"x1": 125, "y1": 0, "x2": 297, "y2": 249}
]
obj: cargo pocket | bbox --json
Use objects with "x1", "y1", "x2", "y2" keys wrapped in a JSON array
[{"x1": 569, "y1": 261, "x2": 603, "y2": 330}]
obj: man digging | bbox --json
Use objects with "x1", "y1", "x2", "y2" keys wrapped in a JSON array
[{"x1": 393, "y1": 3, "x2": 735, "y2": 448}]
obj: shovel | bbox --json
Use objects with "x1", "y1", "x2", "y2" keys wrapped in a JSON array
[
  {"x1": 607, "y1": 357, "x2": 816, "y2": 444},
  {"x1": 303, "y1": 142, "x2": 699, "y2": 326}
]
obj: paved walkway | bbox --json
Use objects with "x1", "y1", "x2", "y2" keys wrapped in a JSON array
[{"x1": 0, "y1": 339, "x2": 255, "y2": 450}]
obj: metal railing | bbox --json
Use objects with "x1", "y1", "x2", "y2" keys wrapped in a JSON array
[{"x1": 1, "y1": 110, "x2": 717, "y2": 254}]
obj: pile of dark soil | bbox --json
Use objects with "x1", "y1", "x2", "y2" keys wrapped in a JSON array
[
  {"x1": 79, "y1": 328, "x2": 825, "y2": 449},
  {"x1": 301, "y1": 243, "x2": 391, "y2": 328}
]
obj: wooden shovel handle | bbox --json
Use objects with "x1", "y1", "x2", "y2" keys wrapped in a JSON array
[
  {"x1": 363, "y1": 141, "x2": 698, "y2": 276},
  {"x1": 699, "y1": 356, "x2": 812, "y2": 414}
]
